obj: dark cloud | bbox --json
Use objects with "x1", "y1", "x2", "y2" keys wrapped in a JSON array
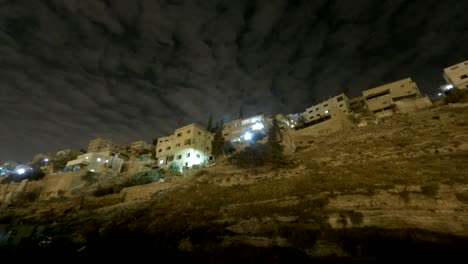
[{"x1": 1, "y1": 0, "x2": 467, "y2": 162}]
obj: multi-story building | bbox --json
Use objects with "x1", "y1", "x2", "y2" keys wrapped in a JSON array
[
  {"x1": 64, "y1": 151, "x2": 123, "y2": 173},
  {"x1": 155, "y1": 123, "x2": 214, "y2": 169},
  {"x1": 362, "y1": 78, "x2": 422, "y2": 117},
  {"x1": 348, "y1": 96, "x2": 369, "y2": 115},
  {"x1": 222, "y1": 114, "x2": 271, "y2": 146},
  {"x1": 302, "y1": 93, "x2": 352, "y2": 123},
  {"x1": 87, "y1": 137, "x2": 115, "y2": 153},
  {"x1": 443, "y1": 60, "x2": 468, "y2": 90}
]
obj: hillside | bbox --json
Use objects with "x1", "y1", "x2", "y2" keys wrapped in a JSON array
[{"x1": 1, "y1": 104, "x2": 468, "y2": 261}]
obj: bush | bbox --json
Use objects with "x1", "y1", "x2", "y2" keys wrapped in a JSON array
[
  {"x1": 12, "y1": 188, "x2": 42, "y2": 204},
  {"x1": 228, "y1": 144, "x2": 285, "y2": 168},
  {"x1": 81, "y1": 171, "x2": 97, "y2": 186},
  {"x1": 444, "y1": 89, "x2": 468, "y2": 104}
]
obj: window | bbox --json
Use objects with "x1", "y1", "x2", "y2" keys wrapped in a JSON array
[
  {"x1": 315, "y1": 108, "x2": 319, "y2": 111},
  {"x1": 196, "y1": 154, "x2": 200, "y2": 158},
  {"x1": 316, "y1": 114, "x2": 320, "y2": 117},
  {"x1": 198, "y1": 131, "x2": 201, "y2": 135},
  {"x1": 224, "y1": 133, "x2": 229, "y2": 136},
  {"x1": 400, "y1": 84, "x2": 405, "y2": 88},
  {"x1": 184, "y1": 139, "x2": 192, "y2": 145},
  {"x1": 165, "y1": 139, "x2": 168, "y2": 142},
  {"x1": 339, "y1": 104, "x2": 343, "y2": 107},
  {"x1": 323, "y1": 104, "x2": 328, "y2": 107},
  {"x1": 187, "y1": 153, "x2": 191, "y2": 157},
  {"x1": 167, "y1": 155, "x2": 174, "y2": 162},
  {"x1": 177, "y1": 133, "x2": 182, "y2": 137},
  {"x1": 308, "y1": 110, "x2": 313, "y2": 113},
  {"x1": 460, "y1": 74, "x2": 468, "y2": 79},
  {"x1": 187, "y1": 130, "x2": 191, "y2": 134},
  {"x1": 166, "y1": 146, "x2": 171, "y2": 150},
  {"x1": 175, "y1": 143, "x2": 180, "y2": 147},
  {"x1": 159, "y1": 141, "x2": 162, "y2": 143},
  {"x1": 337, "y1": 96, "x2": 343, "y2": 102},
  {"x1": 158, "y1": 149, "x2": 162, "y2": 152},
  {"x1": 206, "y1": 146, "x2": 210, "y2": 150},
  {"x1": 176, "y1": 155, "x2": 182, "y2": 160}
]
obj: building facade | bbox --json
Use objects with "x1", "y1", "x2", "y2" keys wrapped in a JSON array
[
  {"x1": 155, "y1": 123, "x2": 214, "y2": 169},
  {"x1": 443, "y1": 60, "x2": 468, "y2": 90},
  {"x1": 64, "y1": 151, "x2": 123, "y2": 173},
  {"x1": 222, "y1": 114, "x2": 271, "y2": 149},
  {"x1": 302, "y1": 93, "x2": 352, "y2": 123},
  {"x1": 362, "y1": 78, "x2": 422, "y2": 118}
]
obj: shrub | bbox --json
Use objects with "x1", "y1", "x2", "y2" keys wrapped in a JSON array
[
  {"x1": 13, "y1": 188, "x2": 42, "y2": 204},
  {"x1": 81, "y1": 171, "x2": 97, "y2": 186},
  {"x1": 444, "y1": 89, "x2": 468, "y2": 104}
]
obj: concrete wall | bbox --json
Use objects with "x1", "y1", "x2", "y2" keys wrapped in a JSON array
[
  {"x1": 443, "y1": 60, "x2": 468, "y2": 90},
  {"x1": 395, "y1": 96, "x2": 433, "y2": 113},
  {"x1": 292, "y1": 110, "x2": 353, "y2": 139},
  {"x1": 0, "y1": 179, "x2": 44, "y2": 207}
]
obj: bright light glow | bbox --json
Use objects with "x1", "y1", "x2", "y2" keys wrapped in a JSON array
[
  {"x1": 85, "y1": 157, "x2": 89, "y2": 159},
  {"x1": 90, "y1": 169, "x2": 95, "y2": 172},
  {"x1": 16, "y1": 168, "x2": 26, "y2": 175},
  {"x1": 443, "y1": 84, "x2": 454, "y2": 91},
  {"x1": 44, "y1": 158, "x2": 49, "y2": 162},
  {"x1": 252, "y1": 122, "x2": 264, "y2": 130},
  {"x1": 291, "y1": 125, "x2": 295, "y2": 128},
  {"x1": 105, "y1": 160, "x2": 109, "y2": 163},
  {"x1": 325, "y1": 110, "x2": 329, "y2": 114},
  {"x1": 243, "y1": 132, "x2": 253, "y2": 140},
  {"x1": 97, "y1": 158, "x2": 101, "y2": 162},
  {"x1": 159, "y1": 160, "x2": 164, "y2": 164},
  {"x1": 438, "y1": 93, "x2": 443, "y2": 96}
]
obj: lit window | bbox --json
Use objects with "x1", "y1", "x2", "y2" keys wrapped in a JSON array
[
  {"x1": 243, "y1": 132, "x2": 252, "y2": 140},
  {"x1": 90, "y1": 169, "x2": 95, "y2": 172},
  {"x1": 97, "y1": 158, "x2": 101, "y2": 162},
  {"x1": 252, "y1": 123, "x2": 264, "y2": 130},
  {"x1": 325, "y1": 110, "x2": 329, "y2": 114},
  {"x1": 159, "y1": 160, "x2": 164, "y2": 164},
  {"x1": 105, "y1": 160, "x2": 109, "y2": 163}
]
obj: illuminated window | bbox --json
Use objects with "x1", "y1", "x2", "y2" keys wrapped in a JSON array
[
  {"x1": 159, "y1": 160, "x2": 164, "y2": 164},
  {"x1": 97, "y1": 158, "x2": 101, "y2": 162}
]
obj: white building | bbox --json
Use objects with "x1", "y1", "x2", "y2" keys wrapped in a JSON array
[
  {"x1": 443, "y1": 60, "x2": 468, "y2": 90},
  {"x1": 64, "y1": 151, "x2": 123, "y2": 173},
  {"x1": 362, "y1": 78, "x2": 422, "y2": 118},
  {"x1": 302, "y1": 93, "x2": 352, "y2": 123},
  {"x1": 222, "y1": 114, "x2": 271, "y2": 149},
  {"x1": 155, "y1": 123, "x2": 214, "y2": 169}
]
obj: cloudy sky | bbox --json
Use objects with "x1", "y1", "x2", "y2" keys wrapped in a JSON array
[{"x1": 1, "y1": 0, "x2": 467, "y2": 162}]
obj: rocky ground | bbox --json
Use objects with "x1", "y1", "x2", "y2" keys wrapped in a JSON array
[{"x1": 1, "y1": 103, "x2": 468, "y2": 262}]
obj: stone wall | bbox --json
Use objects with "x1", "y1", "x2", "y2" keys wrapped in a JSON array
[
  {"x1": 395, "y1": 96, "x2": 433, "y2": 113},
  {"x1": 40, "y1": 170, "x2": 86, "y2": 200},
  {"x1": 121, "y1": 182, "x2": 174, "y2": 202}
]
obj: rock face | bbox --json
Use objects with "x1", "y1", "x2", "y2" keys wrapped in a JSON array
[{"x1": 1, "y1": 105, "x2": 468, "y2": 260}]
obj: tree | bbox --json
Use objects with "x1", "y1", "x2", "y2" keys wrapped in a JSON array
[
  {"x1": 267, "y1": 117, "x2": 283, "y2": 153},
  {"x1": 212, "y1": 125, "x2": 225, "y2": 159},
  {"x1": 207, "y1": 114, "x2": 213, "y2": 132},
  {"x1": 52, "y1": 150, "x2": 81, "y2": 172}
]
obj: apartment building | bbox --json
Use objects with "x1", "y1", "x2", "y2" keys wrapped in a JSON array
[
  {"x1": 443, "y1": 60, "x2": 468, "y2": 90},
  {"x1": 64, "y1": 151, "x2": 123, "y2": 173},
  {"x1": 155, "y1": 123, "x2": 214, "y2": 169},
  {"x1": 222, "y1": 114, "x2": 270, "y2": 146},
  {"x1": 302, "y1": 93, "x2": 352, "y2": 123},
  {"x1": 362, "y1": 78, "x2": 422, "y2": 117}
]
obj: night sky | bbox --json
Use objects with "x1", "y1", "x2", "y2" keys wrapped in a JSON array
[{"x1": 1, "y1": 0, "x2": 468, "y2": 162}]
